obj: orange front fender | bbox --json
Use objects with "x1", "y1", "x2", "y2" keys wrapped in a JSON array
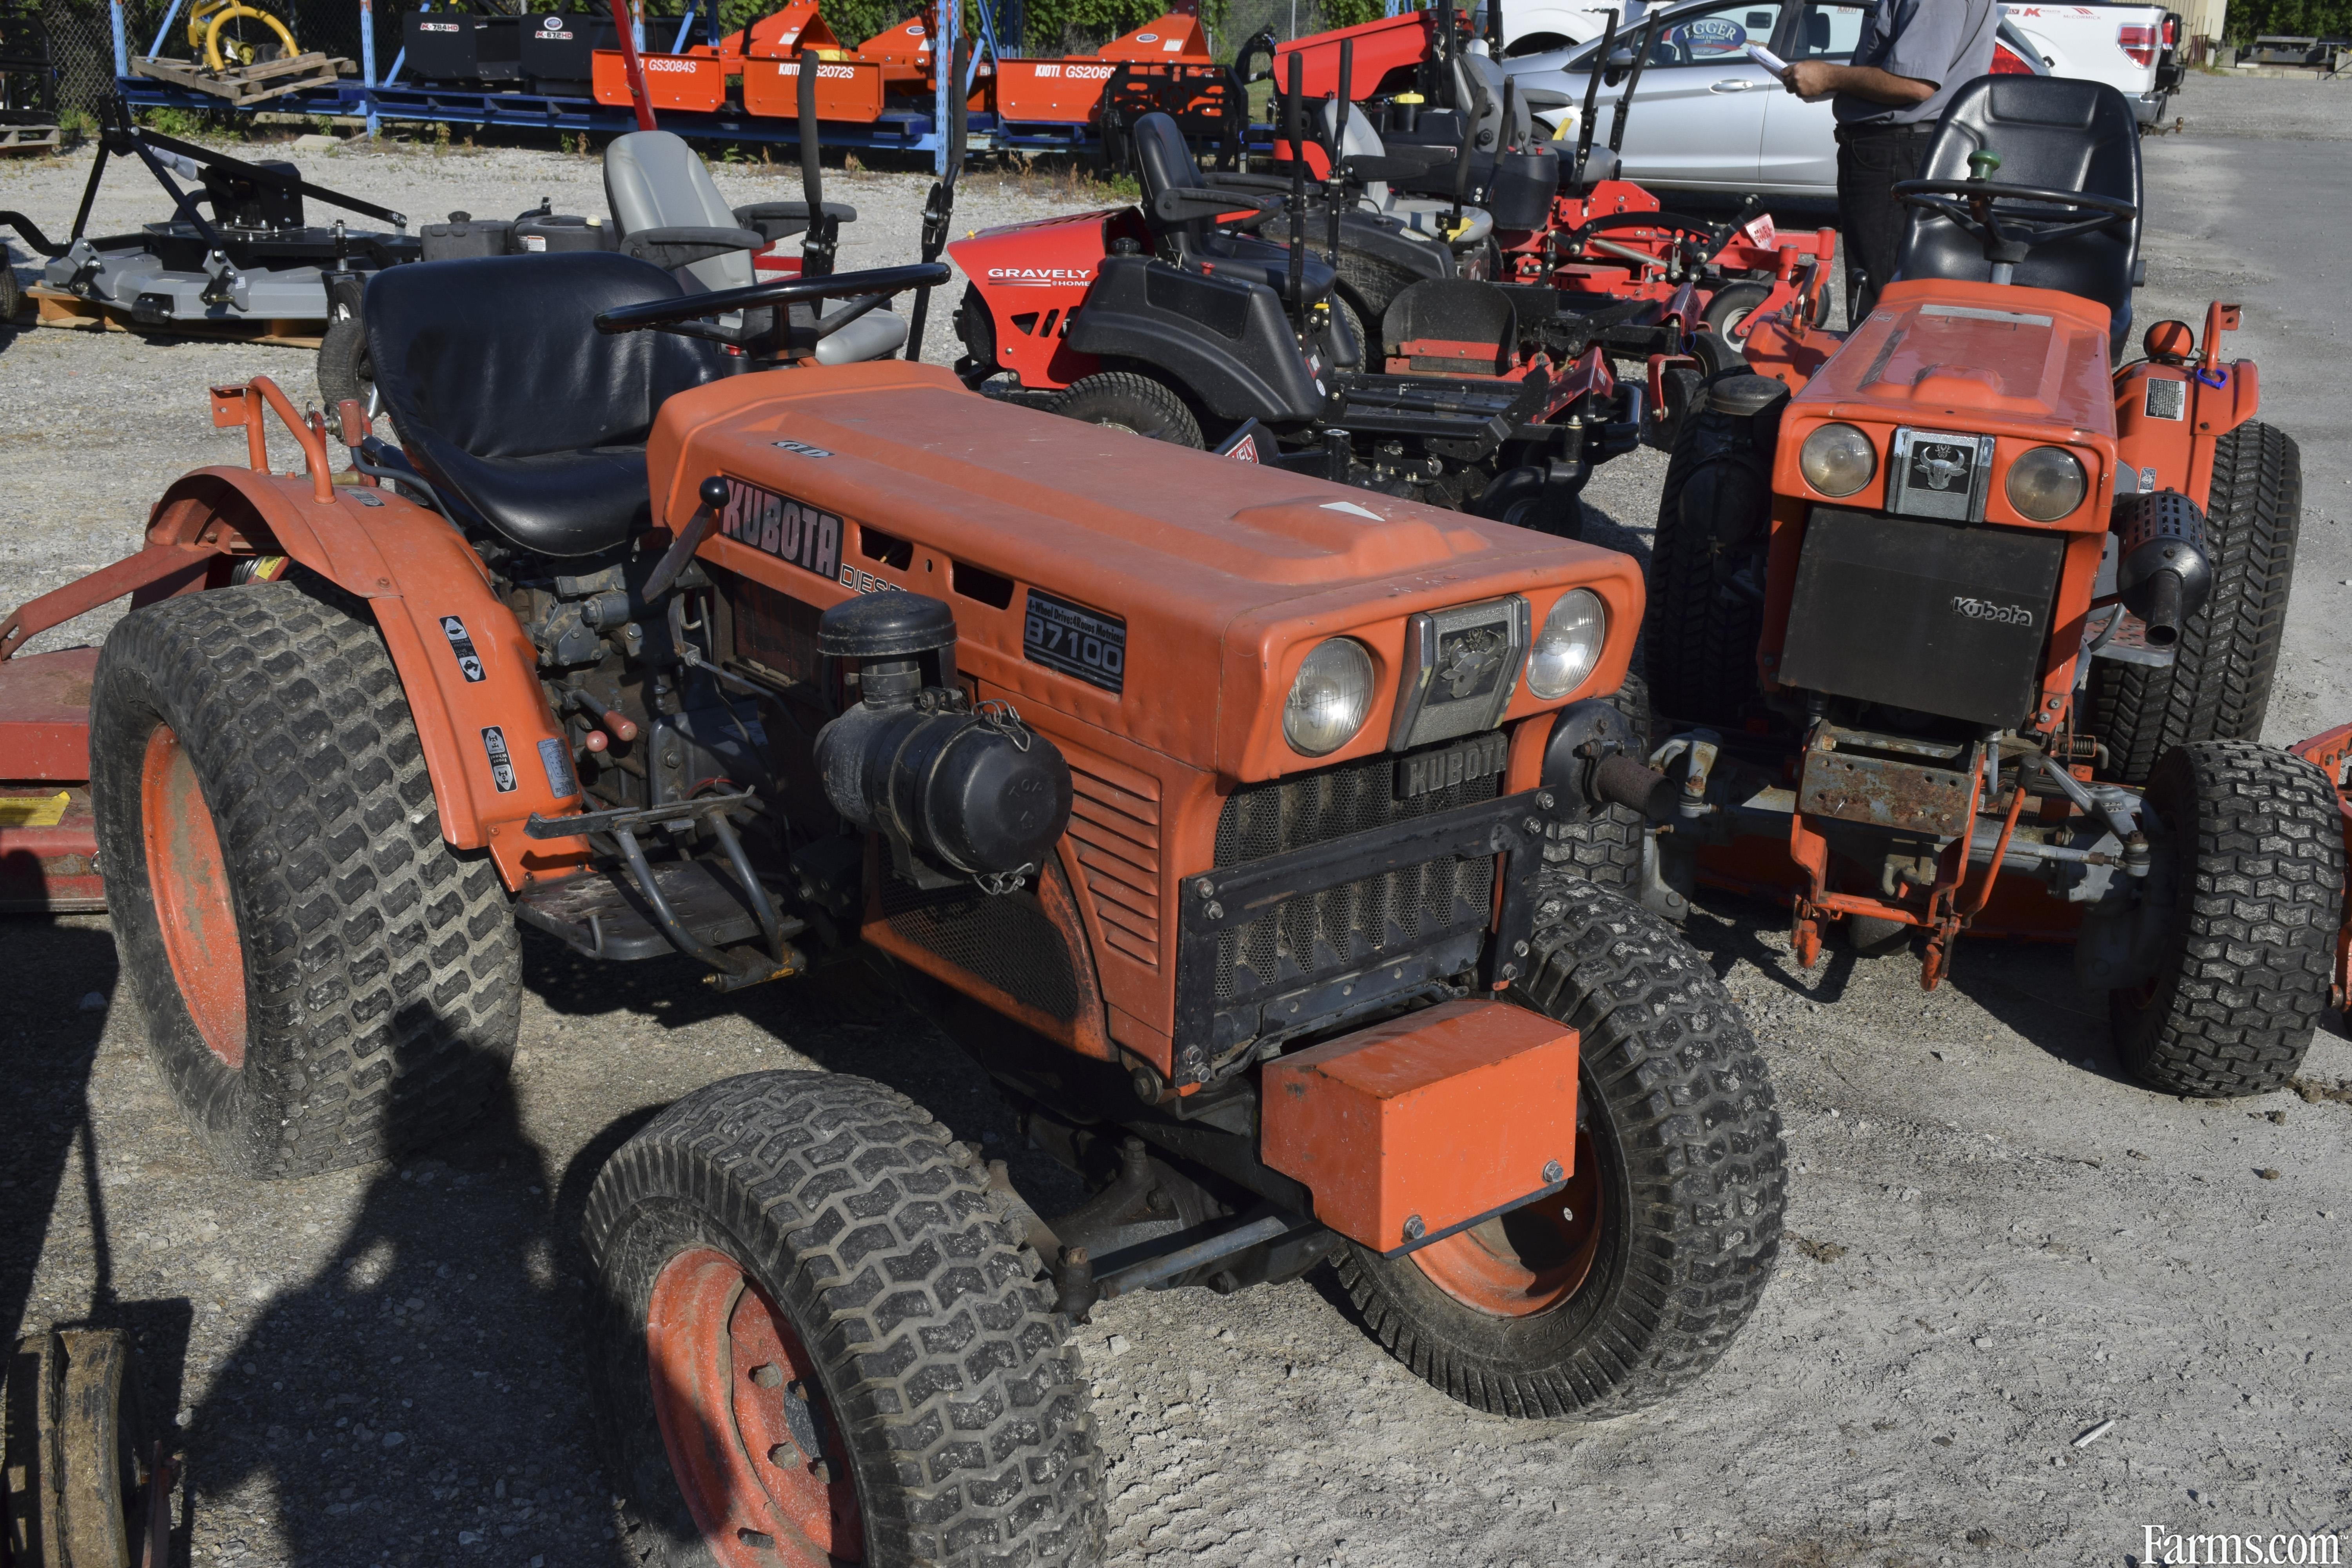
[{"x1": 144, "y1": 468, "x2": 589, "y2": 887}]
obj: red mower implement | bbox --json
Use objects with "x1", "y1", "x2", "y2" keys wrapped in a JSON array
[
  {"x1": 0, "y1": 160, "x2": 1784, "y2": 1567},
  {"x1": 1632, "y1": 74, "x2": 2346, "y2": 1098}
]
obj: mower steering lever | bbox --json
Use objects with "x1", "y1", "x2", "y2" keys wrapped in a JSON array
[{"x1": 593, "y1": 262, "x2": 952, "y2": 336}]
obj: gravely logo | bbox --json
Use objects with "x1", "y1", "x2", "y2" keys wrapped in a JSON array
[{"x1": 988, "y1": 266, "x2": 1093, "y2": 285}]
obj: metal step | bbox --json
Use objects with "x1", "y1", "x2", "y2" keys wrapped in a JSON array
[{"x1": 514, "y1": 858, "x2": 798, "y2": 962}]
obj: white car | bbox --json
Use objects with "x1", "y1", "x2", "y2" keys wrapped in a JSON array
[{"x1": 1499, "y1": 0, "x2": 2070, "y2": 198}]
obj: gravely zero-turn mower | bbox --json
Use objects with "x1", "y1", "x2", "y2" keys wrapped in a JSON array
[
  {"x1": 950, "y1": 80, "x2": 1647, "y2": 529},
  {"x1": 0, "y1": 107, "x2": 1786, "y2": 1568},
  {"x1": 1233, "y1": 8, "x2": 1838, "y2": 379},
  {"x1": 1635, "y1": 73, "x2": 2348, "y2": 1096}
]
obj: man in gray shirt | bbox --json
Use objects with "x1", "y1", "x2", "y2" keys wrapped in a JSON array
[{"x1": 1778, "y1": 0, "x2": 1999, "y2": 324}]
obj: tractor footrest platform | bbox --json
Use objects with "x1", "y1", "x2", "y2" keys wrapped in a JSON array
[{"x1": 514, "y1": 858, "x2": 799, "y2": 962}]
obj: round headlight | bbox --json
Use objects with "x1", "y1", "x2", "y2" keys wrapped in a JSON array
[
  {"x1": 1283, "y1": 638, "x2": 1376, "y2": 757},
  {"x1": 1798, "y1": 422, "x2": 1877, "y2": 497},
  {"x1": 2006, "y1": 445, "x2": 2087, "y2": 522},
  {"x1": 1527, "y1": 588, "x2": 1608, "y2": 699}
]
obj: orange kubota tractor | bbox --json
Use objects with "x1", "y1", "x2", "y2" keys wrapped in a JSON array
[
  {"x1": 0, "y1": 225, "x2": 1785, "y2": 1560},
  {"x1": 1633, "y1": 73, "x2": 2350, "y2": 1097}
]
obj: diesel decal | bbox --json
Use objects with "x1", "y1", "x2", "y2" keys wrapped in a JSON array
[
  {"x1": 440, "y1": 615, "x2": 486, "y2": 682},
  {"x1": 481, "y1": 726, "x2": 519, "y2": 793},
  {"x1": 1024, "y1": 589, "x2": 1126, "y2": 693},
  {"x1": 718, "y1": 477, "x2": 842, "y2": 582}
]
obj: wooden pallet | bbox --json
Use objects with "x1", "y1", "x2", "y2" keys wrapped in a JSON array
[
  {"x1": 0, "y1": 123, "x2": 60, "y2": 154},
  {"x1": 27, "y1": 285, "x2": 322, "y2": 348},
  {"x1": 129, "y1": 51, "x2": 353, "y2": 107}
]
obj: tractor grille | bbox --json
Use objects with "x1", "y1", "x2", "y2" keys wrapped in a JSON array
[
  {"x1": 1065, "y1": 753, "x2": 1163, "y2": 971},
  {"x1": 1210, "y1": 749, "x2": 1501, "y2": 1003},
  {"x1": 878, "y1": 864, "x2": 1081, "y2": 1023}
]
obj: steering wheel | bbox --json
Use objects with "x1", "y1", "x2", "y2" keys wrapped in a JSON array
[
  {"x1": 595, "y1": 262, "x2": 951, "y2": 346},
  {"x1": 1892, "y1": 173, "x2": 2136, "y2": 269}
]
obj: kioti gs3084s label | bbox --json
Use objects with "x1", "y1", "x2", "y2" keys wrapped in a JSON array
[{"x1": 718, "y1": 476, "x2": 842, "y2": 583}]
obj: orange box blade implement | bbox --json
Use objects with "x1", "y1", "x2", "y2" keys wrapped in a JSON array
[{"x1": 1259, "y1": 998, "x2": 1578, "y2": 1255}]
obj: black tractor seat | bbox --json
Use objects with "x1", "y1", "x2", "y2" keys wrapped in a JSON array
[
  {"x1": 1896, "y1": 75, "x2": 2142, "y2": 350},
  {"x1": 364, "y1": 251, "x2": 729, "y2": 559},
  {"x1": 1129, "y1": 111, "x2": 1339, "y2": 307}
]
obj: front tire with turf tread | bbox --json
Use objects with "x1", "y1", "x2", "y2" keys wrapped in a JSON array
[
  {"x1": 2110, "y1": 740, "x2": 2343, "y2": 1097},
  {"x1": 89, "y1": 577, "x2": 521, "y2": 1178},
  {"x1": 2089, "y1": 421, "x2": 2300, "y2": 785},
  {"x1": 1335, "y1": 882, "x2": 1785, "y2": 1417},
  {"x1": 586, "y1": 1070, "x2": 1103, "y2": 1568}
]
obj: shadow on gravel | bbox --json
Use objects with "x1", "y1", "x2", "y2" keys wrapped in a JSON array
[
  {"x1": 1939, "y1": 940, "x2": 2118, "y2": 1075},
  {"x1": 0, "y1": 918, "x2": 126, "y2": 1348},
  {"x1": 184, "y1": 997, "x2": 627, "y2": 1568}
]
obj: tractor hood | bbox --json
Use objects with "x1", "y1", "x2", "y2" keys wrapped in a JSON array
[
  {"x1": 1797, "y1": 278, "x2": 2117, "y2": 439},
  {"x1": 649, "y1": 361, "x2": 1641, "y2": 782}
]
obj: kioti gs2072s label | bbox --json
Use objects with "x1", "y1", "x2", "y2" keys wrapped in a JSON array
[{"x1": 718, "y1": 477, "x2": 842, "y2": 583}]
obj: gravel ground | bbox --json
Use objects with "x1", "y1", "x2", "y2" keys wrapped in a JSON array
[{"x1": 4, "y1": 75, "x2": 2351, "y2": 1568}]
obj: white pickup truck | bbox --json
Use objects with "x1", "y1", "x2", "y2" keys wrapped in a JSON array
[
  {"x1": 1497, "y1": 0, "x2": 2186, "y2": 127},
  {"x1": 1999, "y1": 3, "x2": 2185, "y2": 124}
]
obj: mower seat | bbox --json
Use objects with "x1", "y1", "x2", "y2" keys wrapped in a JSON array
[
  {"x1": 1318, "y1": 100, "x2": 1497, "y2": 249},
  {"x1": 1896, "y1": 76, "x2": 2141, "y2": 350},
  {"x1": 364, "y1": 252, "x2": 727, "y2": 559},
  {"x1": 603, "y1": 129, "x2": 908, "y2": 365},
  {"x1": 1131, "y1": 112, "x2": 1339, "y2": 306}
]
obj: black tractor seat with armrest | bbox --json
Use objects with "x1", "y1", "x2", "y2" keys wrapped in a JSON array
[
  {"x1": 364, "y1": 251, "x2": 728, "y2": 559},
  {"x1": 1896, "y1": 75, "x2": 2141, "y2": 352},
  {"x1": 1129, "y1": 112, "x2": 1339, "y2": 306}
]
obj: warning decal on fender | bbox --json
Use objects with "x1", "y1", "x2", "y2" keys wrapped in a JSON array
[
  {"x1": 441, "y1": 615, "x2": 486, "y2": 682},
  {"x1": 1024, "y1": 589, "x2": 1126, "y2": 694},
  {"x1": 481, "y1": 726, "x2": 519, "y2": 793}
]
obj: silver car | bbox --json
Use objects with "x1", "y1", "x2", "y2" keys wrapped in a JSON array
[{"x1": 1501, "y1": 0, "x2": 2046, "y2": 197}]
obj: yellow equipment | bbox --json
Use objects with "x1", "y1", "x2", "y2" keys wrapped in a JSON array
[{"x1": 187, "y1": 0, "x2": 298, "y2": 70}]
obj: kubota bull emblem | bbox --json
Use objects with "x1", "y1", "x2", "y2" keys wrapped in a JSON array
[
  {"x1": 1914, "y1": 443, "x2": 1972, "y2": 491},
  {"x1": 1434, "y1": 627, "x2": 1508, "y2": 699}
]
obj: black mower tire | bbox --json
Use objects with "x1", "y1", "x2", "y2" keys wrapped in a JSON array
[
  {"x1": 1336, "y1": 250, "x2": 1418, "y2": 332},
  {"x1": 1336, "y1": 882, "x2": 1785, "y2": 1418},
  {"x1": 1700, "y1": 279, "x2": 1774, "y2": 347},
  {"x1": 2109, "y1": 740, "x2": 2343, "y2": 1098},
  {"x1": 89, "y1": 577, "x2": 522, "y2": 1178},
  {"x1": 0, "y1": 259, "x2": 24, "y2": 327},
  {"x1": 585, "y1": 1070, "x2": 1104, "y2": 1568},
  {"x1": 1644, "y1": 372, "x2": 1778, "y2": 727},
  {"x1": 2090, "y1": 421, "x2": 2299, "y2": 786},
  {"x1": 316, "y1": 311, "x2": 373, "y2": 425},
  {"x1": 1054, "y1": 371, "x2": 1203, "y2": 449}
]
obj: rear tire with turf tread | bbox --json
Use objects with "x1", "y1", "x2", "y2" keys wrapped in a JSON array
[
  {"x1": 2109, "y1": 740, "x2": 2342, "y2": 1097},
  {"x1": 1053, "y1": 370, "x2": 1203, "y2": 448},
  {"x1": 88, "y1": 577, "x2": 522, "y2": 1178},
  {"x1": 1336, "y1": 250, "x2": 1418, "y2": 334},
  {"x1": 2089, "y1": 421, "x2": 2299, "y2": 785},
  {"x1": 1335, "y1": 882, "x2": 1785, "y2": 1417},
  {"x1": 585, "y1": 1070, "x2": 1104, "y2": 1568},
  {"x1": 1644, "y1": 372, "x2": 1775, "y2": 727}
]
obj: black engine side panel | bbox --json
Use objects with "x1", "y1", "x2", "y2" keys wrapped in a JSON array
[{"x1": 1778, "y1": 508, "x2": 2065, "y2": 730}]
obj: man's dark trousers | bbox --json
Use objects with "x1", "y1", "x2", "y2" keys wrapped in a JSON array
[{"x1": 1835, "y1": 122, "x2": 1935, "y2": 327}]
